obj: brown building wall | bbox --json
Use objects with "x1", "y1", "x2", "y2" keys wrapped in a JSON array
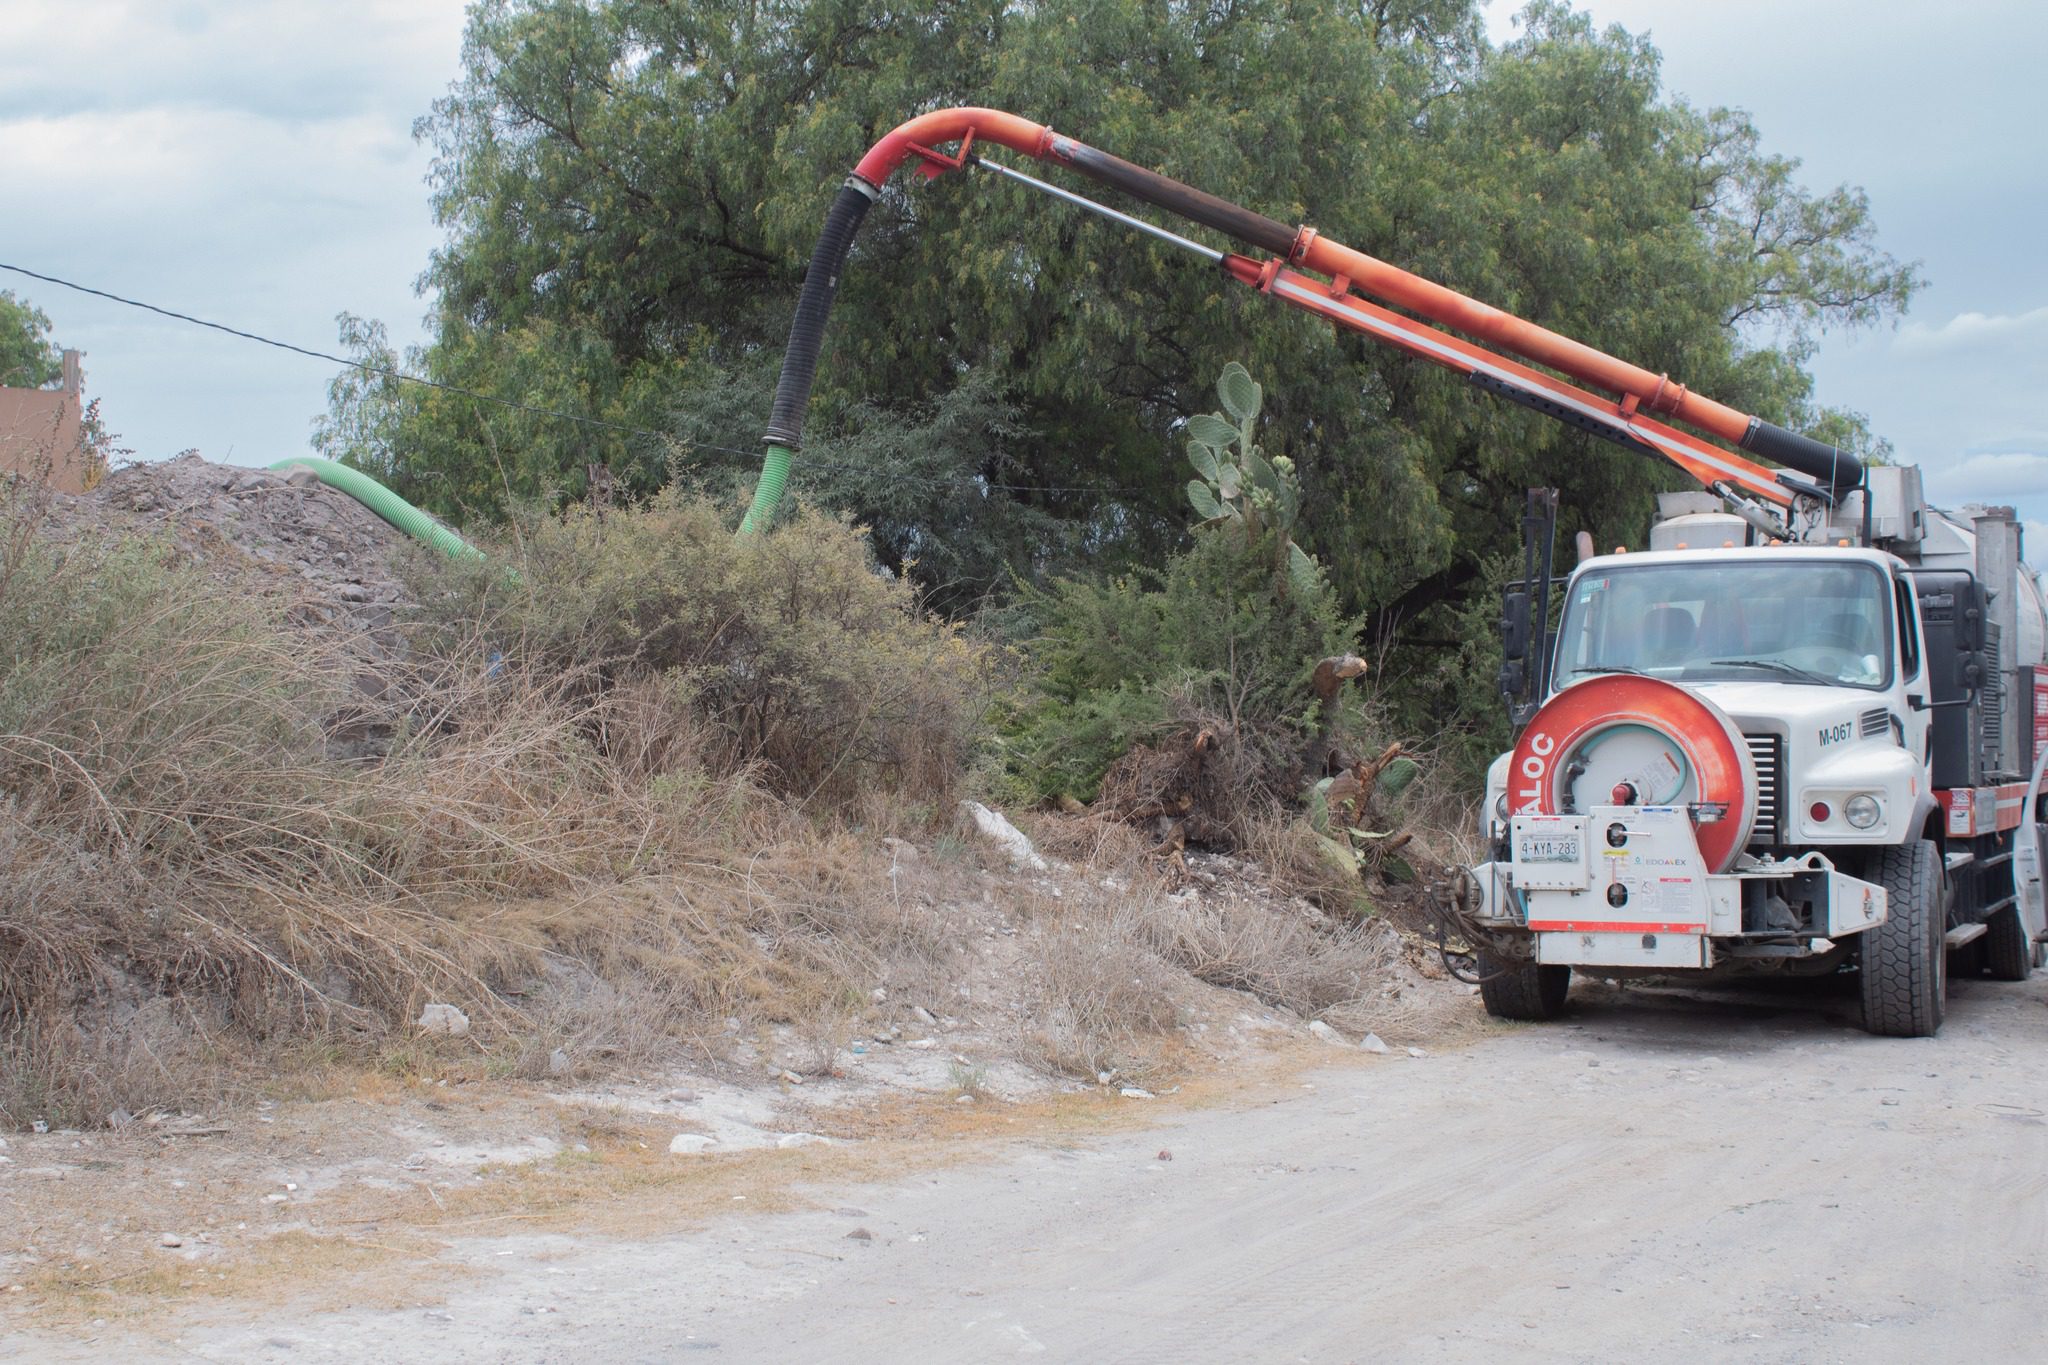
[{"x1": 0, "y1": 350, "x2": 96, "y2": 495}]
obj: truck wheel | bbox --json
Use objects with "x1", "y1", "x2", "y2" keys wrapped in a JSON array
[
  {"x1": 1477, "y1": 950, "x2": 1570, "y2": 1021},
  {"x1": 1859, "y1": 839, "x2": 1947, "y2": 1037},
  {"x1": 1984, "y1": 903, "x2": 2034, "y2": 982}
]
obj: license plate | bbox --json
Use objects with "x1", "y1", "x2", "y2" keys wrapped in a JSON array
[{"x1": 1517, "y1": 832, "x2": 1582, "y2": 864}]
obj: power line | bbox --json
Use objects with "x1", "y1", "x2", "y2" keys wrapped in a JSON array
[{"x1": 0, "y1": 259, "x2": 1155, "y2": 500}]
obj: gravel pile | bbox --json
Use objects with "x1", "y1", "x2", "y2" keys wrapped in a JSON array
[
  {"x1": 44, "y1": 452, "x2": 420, "y2": 650},
  {"x1": 38, "y1": 454, "x2": 444, "y2": 756}
]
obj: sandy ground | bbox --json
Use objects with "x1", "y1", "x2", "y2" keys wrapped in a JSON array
[{"x1": 7, "y1": 968, "x2": 2044, "y2": 1362}]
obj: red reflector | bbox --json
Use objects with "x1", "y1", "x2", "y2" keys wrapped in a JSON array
[{"x1": 1809, "y1": 801, "x2": 1831, "y2": 823}]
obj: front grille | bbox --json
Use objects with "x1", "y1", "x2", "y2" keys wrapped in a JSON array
[{"x1": 1745, "y1": 733, "x2": 1783, "y2": 845}]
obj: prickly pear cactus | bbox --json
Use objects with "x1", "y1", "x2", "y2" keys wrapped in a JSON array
[
  {"x1": 1184, "y1": 362, "x2": 1320, "y2": 598},
  {"x1": 1375, "y1": 755, "x2": 1420, "y2": 804},
  {"x1": 1305, "y1": 745, "x2": 1423, "y2": 890}
]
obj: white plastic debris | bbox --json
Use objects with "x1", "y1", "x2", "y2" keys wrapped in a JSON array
[{"x1": 960, "y1": 801, "x2": 1048, "y2": 871}]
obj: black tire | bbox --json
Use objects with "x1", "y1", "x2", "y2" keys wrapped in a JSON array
[
  {"x1": 1984, "y1": 903, "x2": 2034, "y2": 981},
  {"x1": 1478, "y1": 950, "x2": 1570, "y2": 1021},
  {"x1": 1859, "y1": 839, "x2": 1948, "y2": 1037}
]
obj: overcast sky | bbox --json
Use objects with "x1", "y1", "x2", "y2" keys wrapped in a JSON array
[{"x1": 2, "y1": 1, "x2": 2044, "y2": 550}]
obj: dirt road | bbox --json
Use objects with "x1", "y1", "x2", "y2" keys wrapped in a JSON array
[{"x1": 28, "y1": 973, "x2": 2048, "y2": 1362}]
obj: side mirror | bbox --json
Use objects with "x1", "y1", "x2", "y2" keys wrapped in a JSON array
[
  {"x1": 1501, "y1": 589, "x2": 1532, "y2": 663},
  {"x1": 1962, "y1": 649, "x2": 1987, "y2": 691}
]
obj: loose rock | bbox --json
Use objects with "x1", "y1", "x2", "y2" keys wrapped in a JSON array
[
  {"x1": 416, "y1": 1003, "x2": 470, "y2": 1037},
  {"x1": 1307, "y1": 1021, "x2": 1346, "y2": 1046},
  {"x1": 1360, "y1": 1033, "x2": 1391, "y2": 1055},
  {"x1": 668, "y1": 1134, "x2": 718, "y2": 1155},
  {"x1": 776, "y1": 1133, "x2": 831, "y2": 1149}
]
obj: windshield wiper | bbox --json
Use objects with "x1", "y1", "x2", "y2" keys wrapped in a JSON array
[
  {"x1": 1573, "y1": 664, "x2": 1652, "y2": 678},
  {"x1": 1707, "y1": 657, "x2": 1838, "y2": 686}
]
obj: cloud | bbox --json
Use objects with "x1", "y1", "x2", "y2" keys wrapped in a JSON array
[
  {"x1": 0, "y1": 1, "x2": 467, "y2": 125},
  {"x1": 1892, "y1": 306, "x2": 2048, "y2": 357},
  {"x1": 1926, "y1": 450, "x2": 2048, "y2": 503},
  {"x1": 1958, "y1": 436, "x2": 2048, "y2": 458},
  {"x1": 0, "y1": 3, "x2": 466, "y2": 466}
]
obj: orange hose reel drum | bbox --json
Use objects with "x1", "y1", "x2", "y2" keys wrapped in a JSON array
[{"x1": 1508, "y1": 675, "x2": 1758, "y2": 873}]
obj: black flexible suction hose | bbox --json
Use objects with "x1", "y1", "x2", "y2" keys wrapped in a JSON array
[
  {"x1": 1740, "y1": 418, "x2": 1863, "y2": 497},
  {"x1": 741, "y1": 178, "x2": 877, "y2": 533}
]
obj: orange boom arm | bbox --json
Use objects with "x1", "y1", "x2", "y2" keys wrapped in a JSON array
[{"x1": 744, "y1": 107, "x2": 1857, "y2": 532}]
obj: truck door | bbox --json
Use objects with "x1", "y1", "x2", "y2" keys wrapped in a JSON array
[{"x1": 1896, "y1": 573, "x2": 1932, "y2": 772}]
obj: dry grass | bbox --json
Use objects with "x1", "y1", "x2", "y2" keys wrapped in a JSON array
[
  {"x1": 0, "y1": 472, "x2": 1436, "y2": 1131},
  {"x1": 0, "y1": 484, "x2": 972, "y2": 1128},
  {"x1": 1140, "y1": 891, "x2": 1403, "y2": 1029},
  {"x1": 1238, "y1": 816, "x2": 1377, "y2": 917},
  {"x1": 1026, "y1": 904, "x2": 1184, "y2": 1083},
  {"x1": 1012, "y1": 823, "x2": 1417, "y2": 1080}
]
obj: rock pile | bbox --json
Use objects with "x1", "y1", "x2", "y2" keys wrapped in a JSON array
[
  {"x1": 37, "y1": 453, "x2": 434, "y2": 756},
  {"x1": 44, "y1": 453, "x2": 416, "y2": 641}
]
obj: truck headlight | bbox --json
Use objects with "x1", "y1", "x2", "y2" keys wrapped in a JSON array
[{"x1": 1844, "y1": 794, "x2": 1882, "y2": 829}]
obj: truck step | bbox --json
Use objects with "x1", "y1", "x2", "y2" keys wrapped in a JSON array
[
  {"x1": 1945, "y1": 923, "x2": 1989, "y2": 948},
  {"x1": 1946, "y1": 851, "x2": 1975, "y2": 872}
]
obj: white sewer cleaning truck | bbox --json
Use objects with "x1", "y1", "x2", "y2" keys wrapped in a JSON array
[
  {"x1": 746, "y1": 106, "x2": 2048, "y2": 1036},
  {"x1": 1460, "y1": 474, "x2": 2048, "y2": 1036}
]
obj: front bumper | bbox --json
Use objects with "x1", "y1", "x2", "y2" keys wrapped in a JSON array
[{"x1": 1469, "y1": 805, "x2": 1888, "y2": 970}]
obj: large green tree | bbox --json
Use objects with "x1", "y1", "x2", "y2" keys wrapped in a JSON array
[
  {"x1": 328, "y1": 0, "x2": 1916, "y2": 730},
  {"x1": 0, "y1": 290, "x2": 63, "y2": 390}
]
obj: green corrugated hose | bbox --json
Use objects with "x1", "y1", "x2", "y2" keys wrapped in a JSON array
[
  {"x1": 737, "y1": 443, "x2": 794, "y2": 536},
  {"x1": 269, "y1": 456, "x2": 483, "y2": 561}
]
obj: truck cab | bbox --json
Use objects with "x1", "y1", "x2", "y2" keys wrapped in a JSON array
[
  {"x1": 1494, "y1": 543, "x2": 1934, "y2": 859},
  {"x1": 1462, "y1": 480, "x2": 2048, "y2": 1037}
]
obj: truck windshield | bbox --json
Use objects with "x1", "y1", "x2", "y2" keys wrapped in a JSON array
[{"x1": 1553, "y1": 559, "x2": 1893, "y2": 691}]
